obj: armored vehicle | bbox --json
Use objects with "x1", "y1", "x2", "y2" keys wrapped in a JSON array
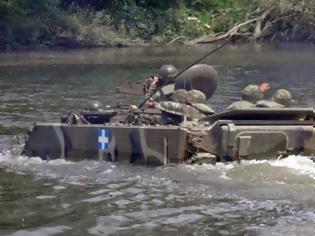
[
  {"x1": 22, "y1": 106, "x2": 315, "y2": 165},
  {"x1": 22, "y1": 63, "x2": 315, "y2": 165}
]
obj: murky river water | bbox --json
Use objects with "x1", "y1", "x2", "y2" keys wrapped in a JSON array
[{"x1": 0, "y1": 44, "x2": 315, "y2": 235}]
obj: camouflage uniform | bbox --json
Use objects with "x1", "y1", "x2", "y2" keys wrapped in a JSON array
[
  {"x1": 226, "y1": 85, "x2": 263, "y2": 110},
  {"x1": 255, "y1": 100, "x2": 285, "y2": 108},
  {"x1": 185, "y1": 90, "x2": 215, "y2": 115},
  {"x1": 226, "y1": 100, "x2": 255, "y2": 110},
  {"x1": 145, "y1": 79, "x2": 161, "y2": 103},
  {"x1": 159, "y1": 89, "x2": 214, "y2": 125}
]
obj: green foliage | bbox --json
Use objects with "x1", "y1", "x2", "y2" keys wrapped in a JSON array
[
  {"x1": 1, "y1": 0, "x2": 315, "y2": 50},
  {"x1": 257, "y1": 0, "x2": 315, "y2": 41},
  {"x1": 0, "y1": 0, "x2": 59, "y2": 45}
]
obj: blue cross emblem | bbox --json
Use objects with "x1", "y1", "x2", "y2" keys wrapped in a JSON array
[{"x1": 98, "y1": 128, "x2": 111, "y2": 151}]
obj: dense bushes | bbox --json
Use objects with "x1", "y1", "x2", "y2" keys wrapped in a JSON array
[
  {"x1": 0, "y1": 0, "x2": 314, "y2": 50},
  {"x1": 260, "y1": 0, "x2": 315, "y2": 42}
]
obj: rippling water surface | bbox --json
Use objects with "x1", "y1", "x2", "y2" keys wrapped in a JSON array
[{"x1": 0, "y1": 44, "x2": 315, "y2": 235}]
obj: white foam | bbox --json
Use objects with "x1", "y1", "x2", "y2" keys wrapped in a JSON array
[
  {"x1": 2, "y1": 149, "x2": 315, "y2": 184},
  {"x1": 0, "y1": 151, "x2": 73, "y2": 167},
  {"x1": 181, "y1": 155, "x2": 315, "y2": 182},
  {"x1": 235, "y1": 155, "x2": 315, "y2": 180},
  {"x1": 36, "y1": 195, "x2": 56, "y2": 200},
  {"x1": 269, "y1": 155, "x2": 315, "y2": 179}
]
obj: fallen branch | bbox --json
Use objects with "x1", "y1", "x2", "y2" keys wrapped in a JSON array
[
  {"x1": 189, "y1": 7, "x2": 289, "y2": 44},
  {"x1": 168, "y1": 36, "x2": 187, "y2": 45},
  {"x1": 190, "y1": 17, "x2": 258, "y2": 44},
  {"x1": 255, "y1": 8, "x2": 274, "y2": 40},
  {"x1": 261, "y1": 13, "x2": 297, "y2": 35}
]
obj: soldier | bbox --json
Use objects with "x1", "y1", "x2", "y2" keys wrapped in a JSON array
[
  {"x1": 158, "y1": 89, "x2": 214, "y2": 125},
  {"x1": 226, "y1": 83, "x2": 271, "y2": 110},
  {"x1": 144, "y1": 64, "x2": 178, "y2": 108},
  {"x1": 125, "y1": 104, "x2": 161, "y2": 125},
  {"x1": 272, "y1": 89, "x2": 294, "y2": 107},
  {"x1": 185, "y1": 89, "x2": 215, "y2": 116},
  {"x1": 256, "y1": 89, "x2": 294, "y2": 108}
]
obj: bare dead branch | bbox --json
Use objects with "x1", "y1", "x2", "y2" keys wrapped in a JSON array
[
  {"x1": 255, "y1": 8, "x2": 274, "y2": 39},
  {"x1": 167, "y1": 36, "x2": 187, "y2": 45},
  {"x1": 189, "y1": 18, "x2": 258, "y2": 44}
]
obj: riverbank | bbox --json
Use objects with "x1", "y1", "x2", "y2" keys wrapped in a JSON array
[{"x1": 1, "y1": 0, "x2": 315, "y2": 52}]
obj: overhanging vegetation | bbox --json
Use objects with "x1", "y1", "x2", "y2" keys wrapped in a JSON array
[{"x1": 1, "y1": 0, "x2": 314, "y2": 50}]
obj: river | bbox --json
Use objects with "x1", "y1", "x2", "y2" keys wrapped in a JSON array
[{"x1": 0, "y1": 44, "x2": 315, "y2": 235}]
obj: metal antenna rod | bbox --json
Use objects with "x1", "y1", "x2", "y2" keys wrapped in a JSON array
[{"x1": 138, "y1": 40, "x2": 229, "y2": 108}]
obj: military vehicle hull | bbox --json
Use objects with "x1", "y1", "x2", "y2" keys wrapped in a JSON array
[
  {"x1": 22, "y1": 108, "x2": 315, "y2": 165},
  {"x1": 22, "y1": 123, "x2": 188, "y2": 165},
  {"x1": 204, "y1": 108, "x2": 315, "y2": 161}
]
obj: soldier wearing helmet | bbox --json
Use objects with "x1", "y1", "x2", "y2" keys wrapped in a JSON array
[
  {"x1": 158, "y1": 64, "x2": 178, "y2": 85},
  {"x1": 272, "y1": 89, "x2": 294, "y2": 107},
  {"x1": 144, "y1": 65, "x2": 178, "y2": 108},
  {"x1": 226, "y1": 83, "x2": 271, "y2": 110},
  {"x1": 256, "y1": 89, "x2": 294, "y2": 108},
  {"x1": 159, "y1": 89, "x2": 214, "y2": 125}
]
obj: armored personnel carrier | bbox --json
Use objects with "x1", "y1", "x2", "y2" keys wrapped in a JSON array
[{"x1": 22, "y1": 63, "x2": 315, "y2": 165}]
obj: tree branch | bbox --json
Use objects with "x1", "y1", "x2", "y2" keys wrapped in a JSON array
[
  {"x1": 190, "y1": 18, "x2": 258, "y2": 44},
  {"x1": 254, "y1": 8, "x2": 274, "y2": 39},
  {"x1": 167, "y1": 36, "x2": 187, "y2": 45}
]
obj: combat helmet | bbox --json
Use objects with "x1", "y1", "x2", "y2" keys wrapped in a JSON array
[
  {"x1": 159, "y1": 89, "x2": 207, "y2": 120},
  {"x1": 186, "y1": 90, "x2": 207, "y2": 104},
  {"x1": 85, "y1": 101, "x2": 103, "y2": 111},
  {"x1": 159, "y1": 89, "x2": 191, "y2": 117},
  {"x1": 159, "y1": 65, "x2": 178, "y2": 81},
  {"x1": 185, "y1": 90, "x2": 214, "y2": 115},
  {"x1": 272, "y1": 89, "x2": 293, "y2": 107},
  {"x1": 171, "y1": 89, "x2": 188, "y2": 103},
  {"x1": 241, "y1": 85, "x2": 264, "y2": 103},
  {"x1": 158, "y1": 101, "x2": 187, "y2": 116},
  {"x1": 158, "y1": 102, "x2": 205, "y2": 120}
]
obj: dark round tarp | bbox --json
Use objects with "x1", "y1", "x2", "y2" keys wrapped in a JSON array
[{"x1": 174, "y1": 64, "x2": 218, "y2": 100}]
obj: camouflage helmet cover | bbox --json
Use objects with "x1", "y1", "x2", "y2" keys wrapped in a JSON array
[
  {"x1": 191, "y1": 103, "x2": 215, "y2": 114},
  {"x1": 159, "y1": 65, "x2": 178, "y2": 80},
  {"x1": 171, "y1": 89, "x2": 188, "y2": 103},
  {"x1": 158, "y1": 101, "x2": 186, "y2": 116},
  {"x1": 271, "y1": 89, "x2": 293, "y2": 107},
  {"x1": 241, "y1": 85, "x2": 264, "y2": 103},
  {"x1": 158, "y1": 101, "x2": 205, "y2": 119},
  {"x1": 186, "y1": 90, "x2": 207, "y2": 104}
]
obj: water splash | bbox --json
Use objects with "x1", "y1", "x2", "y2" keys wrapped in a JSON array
[{"x1": 269, "y1": 155, "x2": 315, "y2": 179}]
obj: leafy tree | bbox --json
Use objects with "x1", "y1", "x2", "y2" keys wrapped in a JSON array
[{"x1": 1, "y1": 0, "x2": 59, "y2": 46}]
